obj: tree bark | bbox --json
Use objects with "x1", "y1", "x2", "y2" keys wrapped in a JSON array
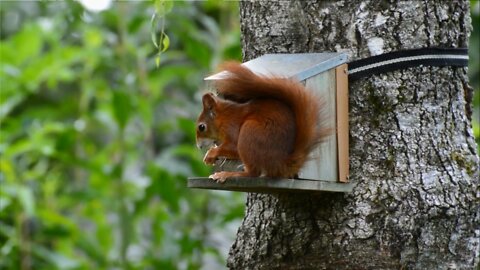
[{"x1": 227, "y1": 1, "x2": 479, "y2": 269}]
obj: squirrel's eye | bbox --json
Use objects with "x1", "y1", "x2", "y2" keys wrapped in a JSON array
[{"x1": 198, "y1": 123, "x2": 206, "y2": 132}]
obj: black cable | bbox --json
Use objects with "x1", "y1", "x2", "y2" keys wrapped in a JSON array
[{"x1": 348, "y1": 47, "x2": 468, "y2": 81}]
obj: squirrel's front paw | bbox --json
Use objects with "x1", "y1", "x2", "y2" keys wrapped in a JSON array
[{"x1": 203, "y1": 154, "x2": 217, "y2": 165}]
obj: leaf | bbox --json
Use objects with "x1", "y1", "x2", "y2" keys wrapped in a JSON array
[
  {"x1": 154, "y1": 0, "x2": 174, "y2": 17},
  {"x1": 146, "y1": 163, "x2": 180, "y2": 212},
  {"x1": 177, "y1": 117, "x2": 195, "y2": 142},
  {"x1": 150, "y1": 13, "x2": 159, "y2": 48},
  {"x1": 161, "y1": 33, "x2": 170, "y2": 52},
  {"x1": 155, "y1": 54, "x2": 161, "y2": 68},
  {"x1": 9, "y1": 24, "x2": 43, "y2": 65},
  {"x1": 127, "y1": 15, "x2": 144, "y2": 34},
  {"x1": 112, "y1": 91, "x2": 132, "y2": 130}
]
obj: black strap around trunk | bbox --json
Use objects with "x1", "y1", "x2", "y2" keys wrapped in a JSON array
[{"x1": 348, "y1": 47, "x2": 469, "y2": 81}]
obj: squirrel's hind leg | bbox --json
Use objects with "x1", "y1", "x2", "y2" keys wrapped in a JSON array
[
  {"x1": 209, "y1": 164, "x2": 260, "y2": 183},
  {"x1": 209, "y1": 171, "x2": 253, "y2": 183}
]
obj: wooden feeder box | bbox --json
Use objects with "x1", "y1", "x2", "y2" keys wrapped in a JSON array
[{"x1": 188, "y1": 53, "x2": 352, "y2": 193}]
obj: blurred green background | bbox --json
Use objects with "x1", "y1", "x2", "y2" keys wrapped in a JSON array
[{"x1": 0, "y1": 1, "x2": 478, "y2": 270}]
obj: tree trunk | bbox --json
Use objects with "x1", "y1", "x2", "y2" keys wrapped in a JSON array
[{"x1": 227, "y1": 1, "x2": 479, "y2": 269}]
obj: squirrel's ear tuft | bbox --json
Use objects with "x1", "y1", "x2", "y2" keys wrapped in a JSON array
[
  {"x1": 202, "y1": 93, "x2": 217, "y2": 111},
  {"x1": 202, "y1": 93, "x2": 217, "y2": 117}
]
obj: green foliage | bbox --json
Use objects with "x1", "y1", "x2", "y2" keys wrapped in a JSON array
[{"x1": 0, "y1": 1, "x2": 242, "y2": 269}]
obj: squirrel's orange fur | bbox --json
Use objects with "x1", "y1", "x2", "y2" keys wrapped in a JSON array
[{"x1": 196, "y1": 62, "x2": 328, "y2": 182}]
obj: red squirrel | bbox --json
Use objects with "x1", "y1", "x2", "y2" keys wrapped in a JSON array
[{"x1": 196, "y1": 62, "x2": 328, "y2": 183}]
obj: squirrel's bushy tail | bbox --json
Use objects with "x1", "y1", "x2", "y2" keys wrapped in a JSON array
[{"x1": 215, "y1": 62, "x2": 329, "y2": 175}]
